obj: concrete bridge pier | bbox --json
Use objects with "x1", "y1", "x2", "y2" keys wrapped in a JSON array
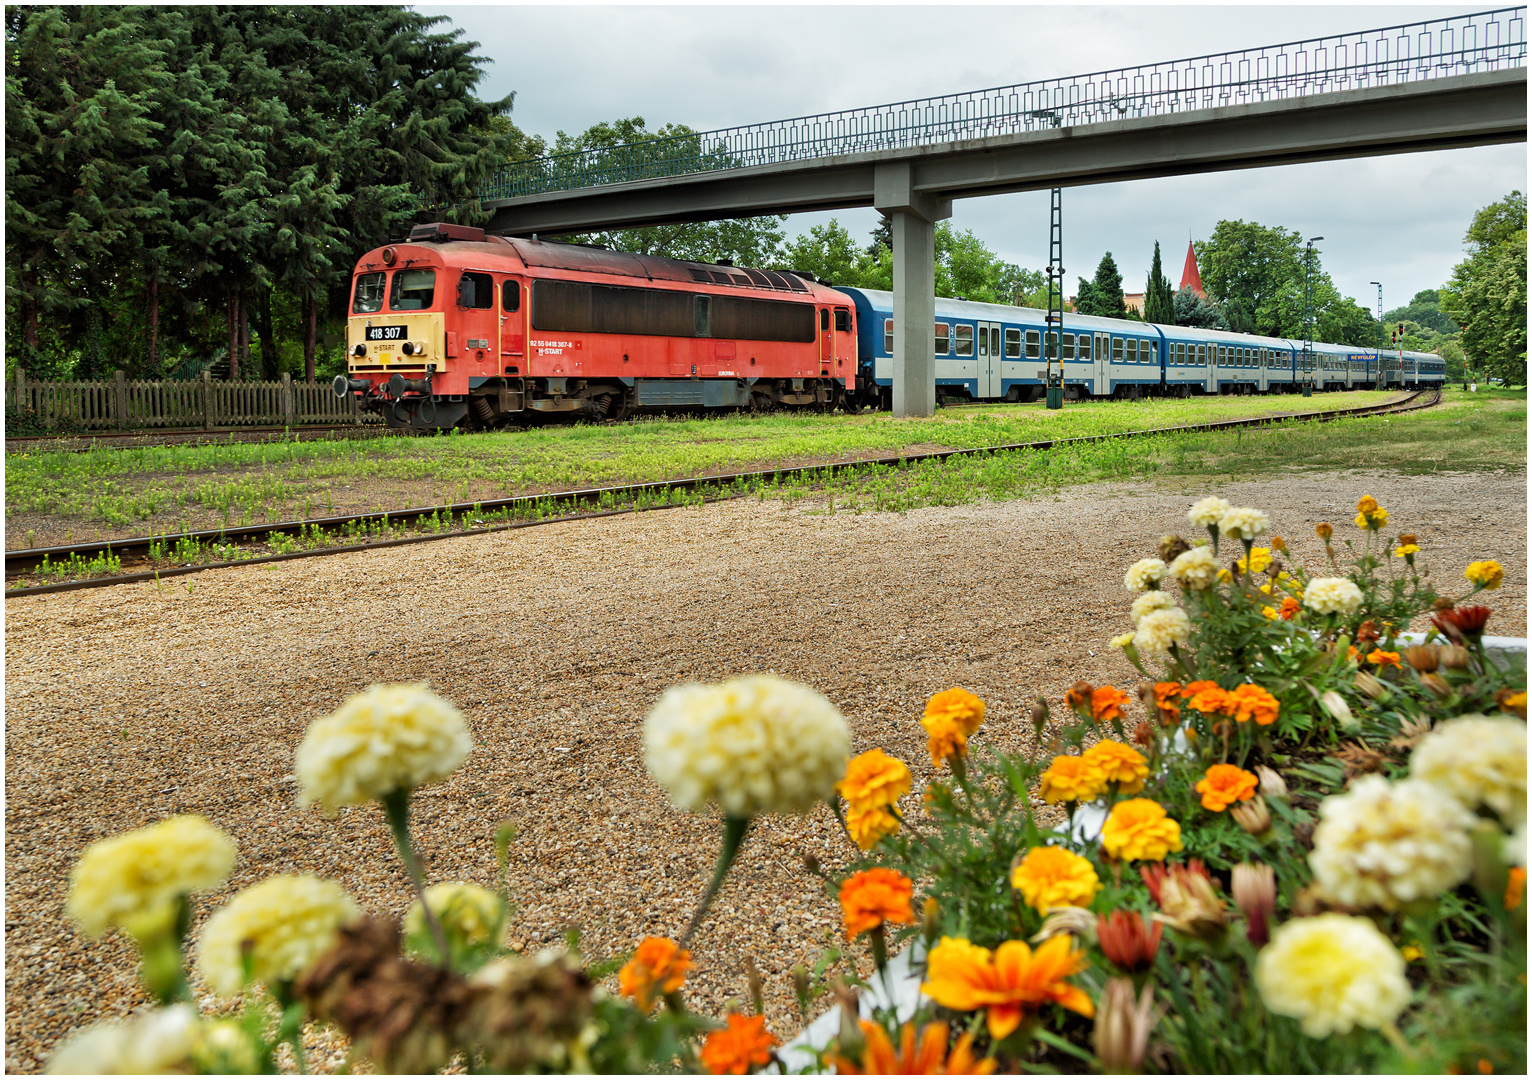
[{"x1": 876, "y1": 163, "x2": 951, "y2": 418}]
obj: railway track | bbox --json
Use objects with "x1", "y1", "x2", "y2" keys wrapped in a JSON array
[
  {"x1": 5, "y1": 389, "x2": 1439, "y2": 598},
  {"x1": 5, "y1": 422, "x2": 402, "y2": 454}
]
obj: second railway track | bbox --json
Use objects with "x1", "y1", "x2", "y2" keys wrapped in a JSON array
[{"x1": 5, "y1": 389, "x2": 1439, "y2": 597}]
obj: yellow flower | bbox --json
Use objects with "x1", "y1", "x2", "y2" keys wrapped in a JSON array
[
  {"x1": 1354, "y1": 498, "x2": 1389, "y2": 530},
  {"x1": 922, "y1": 935, "x2": 1095, "y2": 1039},
  {"x1": 1465, "y1": 560, "x2": 1504, "y2": 589},
  {"x1": 405, "y1": 881, "x2": 507, "y2": 965},
  {"x1": 1236, "y1": 547, "x2": 1273, "y2": 574},
  {"x1": 1037, "y1": 755, "x2": 1105, "y2": 804},
  {"x1": 46, "y1": 1005, "x2": 206, "y2": 1074},
  {"x1": 837, "y1": 749, "x2": 912, "y2": 814},
  {"x1": 644, "y1": 675, "x2": 850, "y2": 816},
  {"x1": 1011, "y1": 846, "x2": 1102, "y2": 913},
  {"x1": 1410, "y1": 714, "x2": 1526, "y2": 829},
  {"x1": 1261, "y1": 605, "x2": 1279, "y2": 620},
  {"x1": 67, "y1": 816, "x2": 236, "y2": 939},
  {"x1": 924, "y1": 688, "x2": 985, "y2": 737},
  {"x1": 922, "y1": 713, "x2": 969, "y2": 767},
  {"x1": 1393, "y1": 543, "x2": 1421, "y2": 558},
  {"x1": 196, "y1": 875, "x2": 360, "y2": 995},
  {"x1": 296, "y1": 683, "x2": 472, "y2": 816},
  {"x1": 1254, "y1": 914, "x2": 1411, "y2": 1037},
  {"x1": 1401, "y1": 944, "x2": 1423, "y2": 962},
  {"x1": 1080, "y1": 740, "x2": 1149, "y2": 794},
  {"x1": 1100, "y1": 799, "x2": 1183, "y2": 862}
]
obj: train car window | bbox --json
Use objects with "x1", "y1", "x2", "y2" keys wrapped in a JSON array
[
  {"x1": 353, "y1": 272, "x2": 385, "y2": 314},
  {"x1": 1004, "y1": 327, "x2": 1020, "y2": 358},
  {"x1": 1061, "y1": 333, "x2": 1075, "y2": 361},
  {"x1": 935, "y1": 323, "x2": 949, "y2": 354},
  {"x1": 1077, "y1": 335, "x2": 1091, "y2": 361},
  {"x1": 1176, "y1": 342, "x2": 1186, "y2": 364},
  {"x1": 712, "y1": 295, "x2": 816, "y2": 342},
  {"x1": 458, "y1": 272, "x2": 493, "y2": 309},
  {"x1": 989, "y1": 327, "x2": 1000, "y2": 356},
  {"x1": 389, "y1": 268, "x2": 436, "y2": 311},
  {"x1": 501, "y1": 281, "x2": 521, "y2": 313},
  {"x1": 1197, "y1": 344, "x2": 1207, "y2": 365},
  {"x1": 1024, "y1": 329, "x2": 1040, "y2": 359},
  {"x1": 820, "y1": 309, "x2": 829, "y2": 332},
  {"x1": 1113, "y1": 338, "x2": 1124, "y2": 363},
  {"x1": 834, "y1": 308, "x2": 851, "y2": 333},
  {"x1": 885, "y1": 319, "x2": 894, "y2": 354},
  {"x1": 1045, "y1": 331, "x2": 1058, "y2": 361},
  {"x1": 695, "y1": 295, "x2": 712, "y2": 337},
  {"x1": 1147, "y1": 341, "x2": 1156, "y2": 364},
  {"x1": 532, "y1": 280, "x2": 687, "y2": 337},
  {"x1": 1125, "y1": 339, "x2": 1137, "y2": 364},
  {"x1": 955, "y1": 325, "x2": 974, "y2": 356}
]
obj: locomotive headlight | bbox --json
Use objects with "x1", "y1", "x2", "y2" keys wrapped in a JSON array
[
  {"x1": 352, "y1": 344, "x2": 367, "y2": 357},
  {"x1": 401, "y1": 340, "x2": 428, "y2": 357}
]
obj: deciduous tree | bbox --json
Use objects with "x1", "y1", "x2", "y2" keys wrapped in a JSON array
[{"x1": 1440, "y1": 191, "x2": 1527, "y2": 384}]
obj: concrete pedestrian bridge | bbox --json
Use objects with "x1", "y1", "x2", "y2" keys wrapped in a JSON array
[{"x1": 480, "y1": 9, "x2": 1527, "y2": 416}]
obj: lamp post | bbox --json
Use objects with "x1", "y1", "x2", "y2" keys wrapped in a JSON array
[
  {"x1": 1368, "y1": 281, "x2": 1383, "y2": 388},
  {"x1": 1303, "y1": 236, "x2": 1323, "y2": 397}
]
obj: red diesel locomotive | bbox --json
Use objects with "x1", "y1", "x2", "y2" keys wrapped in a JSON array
[{"x1": 336, "y1": 222, "x2": 858, "y2": 428}]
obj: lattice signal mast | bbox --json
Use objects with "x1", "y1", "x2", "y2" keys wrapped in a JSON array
[{"x1": 1045, "y1": 188, "x2": 1064, "y2": 409}]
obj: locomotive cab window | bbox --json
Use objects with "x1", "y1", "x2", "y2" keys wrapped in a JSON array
[
  {"x1": 458, "y1": 272, "x2": 493, "y2": 309},
  {"x1": 934, "y1": 323, "x2": 949, "y2": 354},
  {"x1": 1024, "y1": 329, "x2": 1040, "y2": 359},
  {"x1": 834, "y1": 308, "x2": 851, "y2": 333},
  {"x1": 502, "y1": 281, "x2": 521, "y2": 313},
  {"x1": 885, "y1": 319, "x2": 894, "y2": 354},
  {"x1": 353, "y1": 272, "x2": 385, "y2": 314},
  {"x1": 820, "y1": 309, "x2": 830, "y2": 332},
  {"x1": 955, "y1": 325, "x2": 974, "y2": 356},
  {"x1": 390, "y1": 268, "x2": 436, "y2": 311}
]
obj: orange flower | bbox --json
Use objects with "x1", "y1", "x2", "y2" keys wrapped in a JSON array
[
  {"x1": 838, "y1": 749, "x2": 912, "y2": 814},
  {"x1": 1100, "y1": 799, "x2": 1183, "y2": 862},
  {"x1": 1080, "y1": 739, "x2": 1149, "y2": 794},
  {"x1": 619, "y1": 936, "x2": 692, "y2": 1011},
  {"x1": 1508, "y1": 867, "x2": 1527, "y2": 912},
  {"x1": 1315, "y1": 522, "x2": 1333, "y2": 542},
  {"x1": 1152, "y1": 681, "x2": 1182, "y2": 725},
  {"x1": 1194, "y1": 764, "x2": 1260, "y2": 812},
  {"x1": 1271, "y1": 536, "x2": 1288, "y2": 553},
  {"x1": 922, "y1": 713, "x2": 967, "y2": 767},
  {"x1": 1090, "y1": 686, "x2": 1132, "y2": 725},
  {"x1": 1181, "y1": 680, "x2": 1230, "y2": 716},
  {"x1": 1367, "y1": 649, "x2": 1402, "y2": 669},
  {"x1": 924, "y1": 688, "x2": 985, "y2": 737},
  {"x1": 701, "y1": 1013, "x2": 778, "y2": 1074},
  {"x1": 1064, "y1": 680, "x2": 1095, "y2": 713},
  {"x1": 1278, "y1": 596, "x2": 1302, "y2": 620},
  {"x1": 1036, "y1": 755, "x2": 1105, "y2": 804},
  {"x1": 1011, "y1": 846, "x2": 1102, "y2": 913},
  {"x1": 832, "y1": 1020, "x2": 996, "y2": 1075},
  {"x1": 844, "y1": 802, "x2": 900, "y2": 851},
  {"x1": 840, "y1": 867, "x2": 915, "y2": 940},
  {"x1": 921, "y1": 935, "x2": 1095, "y2": 1039},
  {"x1": 1226, "y1": 684, "x2": 1279, "y2": 726}
]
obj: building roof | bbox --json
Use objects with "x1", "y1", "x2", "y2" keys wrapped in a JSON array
[{"x1": 1180, "y1": 241, "x2": 1205, "y2": 297}]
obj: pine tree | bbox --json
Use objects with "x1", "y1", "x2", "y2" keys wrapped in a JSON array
[
  {"x1": 1074, "y1": 253, "x2": 1126, "y2": 317},
  {"x1": 1144, "y1": 242, "x2": 1175, "y2": 324}
]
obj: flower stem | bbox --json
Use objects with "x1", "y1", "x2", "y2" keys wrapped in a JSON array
[
  {"x1": 681, "y1": 814, "x2": 752, "y2": 948},
  {"x1": 380, "y1": 787, "x2": 451, "y2": 968}
]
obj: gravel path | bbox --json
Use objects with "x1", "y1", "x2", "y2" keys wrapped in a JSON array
[{"x1": 5, "y1": 468, "x2": 1526, "y2": 1072}]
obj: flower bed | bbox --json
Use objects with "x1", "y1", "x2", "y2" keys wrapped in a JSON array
[{"x1": 47, "y1": 494, "x2": 1526, "y2": 1074}]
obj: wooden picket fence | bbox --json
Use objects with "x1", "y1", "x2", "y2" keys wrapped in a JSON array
[{"x1": 5, "y1": 369, "x2": 381, "y2": 430}]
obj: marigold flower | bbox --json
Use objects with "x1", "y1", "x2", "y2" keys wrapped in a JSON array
[
  {"x1": 1260, "y1": 605, "x2": 1279, "y2": 620},
  {"x1": 1011, "y1": 846, "x2": 1102, "y2": 913},
  {"x1": 1081, "y1": 739, "x2": 1149, "y2": 794},
  {"x1": 1315, "y1": 522, "x2": 1334, "y2": 542},
  {"x1": 1152, "y1": 681, "x2": 1182, "y2": 725},
  {"x1": 1226, "y1": 683, "x2": 1280, "y2": 726},
  {"x1": 1089, "y1": 687, "x2": 1133, "y2": 726},
  {"x1": 1354, "y1": 496, "x2": 1389, "y2": 530},
  {"x1": 1356, "y1": 495, "x2": 1379, "y2": 515},
  {"x1": 1255, "y1": 914, "x2": 1410, "y2": 1037},
  {"x1": 1130, "y1": 590, "x2": 1176, "y2": 624},
  {"x1": 1218, "y1": 506, "x2": 1270, "y2": 540},
  {"x1": 619, "y1": 937, "x2": 693, "y2": 1011},
  {"x1": 1236, "y1": 547, "x2": 1273, "y2": 574},
  {"x1": 1168, "y1": 545, "x2": 1220, "y2": 590},
  {"x1": 1498, "y1": 690, "x2": 1528, "y2": 721},
  {"x1": 1101, "y1": 799, "x2": 1183, "y2": 862},
  {"x1": 1181, "y1": 680, "x2": 1230, "y2": 716},
  {"x1": 1310, "y1": 775, "x2": 1475, "y2": 909},
  {"x1": 837, "y1": 749, "x2": 912, "y2": 815},
  {"x1": 196, "y1": 875, "x2": 360, "y2": 996},
  {"x1": 1037, "y1": 755, "x2": 1105, "y2": 804},
  {"x1": 701, "y1": 1013, "x2": 778, "y2": 1075},
  {"x1": 1109, "y1": 631, "x2": 1136, "y2": 650},
  {"x1": 839, "y1": 867, "x2": 915, "y2": 940},
  {"x1": 404, "y1": 881, "x2": 506, "y2": 965},
  {"x1": 1270, "y1": 536, "x2": 1288, "y2": 553},
  {"x1": 1152, "y1": 861, "x2": 1228, "y2": 942},
  {"x1": 67, "y1": 815, "x2": 236, "y2": 940},
  {"x1": 296, "y1": 683, "x2": 473, "y2": 816},
  {"x1": 1303, "y1": 577, "x2": 1364, "y2": 616},
  {"x1": 1095, "y1": 910, "x2": 1161, "y2": 973},
  {"x1": 1465, "y1": 560, "x2": 1505, "y2": 589},
  {"x1": 644, "y1": 675, "x2": 850, "y2": 816},
  {"x1": 921, "y1": 935, "x2": 1095, "y2": 1039},
  {"x1": 1133, "y1": 607, "x2": 1191, "y2": 657},
  {"x1": 1366, "y1": 649, "x2": 1402, "y2": 669},
  {"x1": 924, "y1": 688, "x2": 985, "y2": 737},
  {"x1": 1064, "y1": 679, "x2": 1095, "y2": 712},
  {"x1": 1394, "y1": 543, "x2": 1421, "y2": 559},
  {"x1": 1187, "y1": 496, "x2": 1233, "y2": 529},
  {"x1": 1278, "y1": 595, "x2": 1302, "y2": 620},
  {"x1": 1123, "y1": 558, "x2": 1167, "y2": 592},
  {"x1": 1508, "y1": 867, "x2": 1527, "y2": 911},
  {"x1": 832, "y1": 1019, "x2": 995, "y2": 1076},
  {"x1": 1195, "y1": 764, "x2": 1260, "y2": 812},
  {"x1": 46, "y1": 1005, "x2": 205, "y2": 1075},
  {"x1": 844, "y1": 803, "x2": 901, "y2": 850},
  {"x1": 1410, "y1": 714, "x2": 1526, "y2": 829},
  {"x1": 922, "y1": 713, "x2": 968, "y2": 768}
]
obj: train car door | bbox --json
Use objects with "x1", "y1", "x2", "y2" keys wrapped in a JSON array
[
  {"x1": 455, "y1": 270, "x2": 498, "y2": 373},
  {"x1": 820, "y1": 308, "x2": 833, "y2": 366},
  {"x1": 832, "y1": 306, "x2": 853, "y2": 379},
  {"x1": 977, "y1": 321, "x2": 1001, "y2": 399},
  {"x1": 499, "y1": 278, "x2": 524, "y2": 370},
  {"x1": 1094, "y1": 333, "x2": 1110, "y2": 397}
]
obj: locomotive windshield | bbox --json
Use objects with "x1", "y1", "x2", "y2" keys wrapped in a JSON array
[
  {"x1": 353, "y1": 272, "x2": 385, "y2": 313},
  {"x1": 390, "y1": 269, "x2": 436, "y2": 310}
]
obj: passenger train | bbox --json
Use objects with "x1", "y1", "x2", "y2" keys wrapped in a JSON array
[{"x1": 336, "y1": 224, "x2": 1445, "y2": 428}]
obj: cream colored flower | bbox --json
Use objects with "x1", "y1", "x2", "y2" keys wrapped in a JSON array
[
  {"x1": 644, "y1": 675, "x2": 850, "y2": 816},
  {"x1": 1132, "y1": 607, "x2": 1191, "y2": 657},
  {"x1": 1309, "y1": 775, "x2": 1475, "y2": 909},
  {"x1": 47, "y1": 1004, "x2": 203, "y2": 1074},
  {"x1": 296, "y1": 683, "x2": 472, "y2": 816},
  {"x1": 1504, "y1": 823, "x2": 1526, "y2": 868},
  {"x1": 1302, "y1": 577, "x2": 1364, "y2": 616},
  {"x1": 196, "y1": 875, "x2": 359, "y2": 996},
  {"x1": 67, "y1": 816, "x2": 236, "y2": 939},
  {"x1": 1411, "y1": 713, "x2": 1527, "y2": 829},
  {"x1": 1218, "y1": 506, "x2": 1270, "y2": 540},
  {"x1": 405, "y1": 881, "x2": 506, "y2": 961},
  {"x1": 1108, "y1": 631, "x2": 1136, "y2": 651},
  {"x1": 1254, "y1": 914, "x2": 1410, "y2": 1038},
  {"x1": 1187, "y1": 496, "x2": 1233, "y2": 528},
  {"x1": 1130, "y1": 591, "x2": 1176, "y2": 624},
  {"x1": 1168, "y1": 546, "x2": 1220, "y2": 591},
  {"x1": 1123, "y1": 559, "x2": 1167, "y2": 593}
]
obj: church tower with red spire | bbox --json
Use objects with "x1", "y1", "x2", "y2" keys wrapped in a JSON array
[{"x1": 1180, "y1": 241, "x2": 1205, "y2": 298}]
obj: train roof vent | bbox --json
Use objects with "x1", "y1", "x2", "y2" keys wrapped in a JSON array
[
  {"x1": 729, "y1": 273, "x2": 752, "y2": 286},
  {"x1": 689, "y1": 268, "x2": 714, "y2": 283},
  {"x1": 408, "y1": 222, "x2": 487, "y2": 243},
  {"x1": 709, "y1": 270, "x2": 734, "y2": 284},
  {"x1": 762, "y1": 271, "x2": 793, "y2": 290},
  {"x1": 743, "y1": 268, "x2": 772, "y2": 287}
]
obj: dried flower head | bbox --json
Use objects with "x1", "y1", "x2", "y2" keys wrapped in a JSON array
[
  {"x1": 1332, "y1": 741, "x2": 1388, "y2": 782},
  {"x1": 1153, "y1": 862, "x2": 1227, "y2": 942},
  {"x1": 1231, "y1": 862, "x2": 1277, "y2": 947},
  {"x1": 1158, "y1": 534, "x2": 1192, "y2": 563},
  {"x1": 1029, "y1": 905, "x2": 1099, "y2": 945},
  {"x1": 1403, "y1": 644, "x2": 1440, "y2": 672},
  {"x1": 1315, "y1": 522, "x2": 1334, "y2": 542},
  {"x1": 1254, "y1": 764, "x2": 1289, "y2": 801},
  {"x1": 1064, "y1": 680, "x2": 1095, "y2": 713},
  {"x1": 462, "y1": 951, "x2": 595, "y2": 1073},
  {"x1": 1093, "y1": 978, "x2": 1158, "y2": 1074},
  {"x1": 1231, "y1": 796, "x2": 1273, "y2": 836}
]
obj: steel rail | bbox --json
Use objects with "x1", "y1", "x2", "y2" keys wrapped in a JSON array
[
  {"x1": 4, "y1": 389, "x2": 1438, "y2": 597},
  {"x1": 5, "y1": 423, "x2": 402, "y2": 454}
]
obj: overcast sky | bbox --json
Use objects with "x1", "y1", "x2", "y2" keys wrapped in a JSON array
[{"x1": 419, "y1": 2, "x2": 1526, "y2": 313}]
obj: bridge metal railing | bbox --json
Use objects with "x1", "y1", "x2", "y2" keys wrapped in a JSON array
[{"x1": 480, "y1": 7, "x2": 1526, "y2": 201}]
